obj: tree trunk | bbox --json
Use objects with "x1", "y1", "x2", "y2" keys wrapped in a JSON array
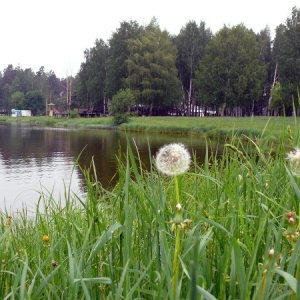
[
  {"x1": 149, "y1": 102, "x2": 153, "y2": 116},
  {"x1": 268, "y1": 62, "x2": 278, "y2": 116}
]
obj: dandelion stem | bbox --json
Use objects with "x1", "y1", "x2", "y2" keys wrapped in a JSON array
[
  {"x1": 172, "y1": 226, "x2": 181, "y2": 298},
  {"x1": 174, "y1": 175, "x2": 180, "y2": 206}
]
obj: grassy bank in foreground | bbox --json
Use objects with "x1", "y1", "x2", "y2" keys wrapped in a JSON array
[
  {"x1": 1, "y1": 131, "x2": 300, "y2": 299},
  {"x1": 0, "y1": 115, "x2": 299, "y2": 139}
]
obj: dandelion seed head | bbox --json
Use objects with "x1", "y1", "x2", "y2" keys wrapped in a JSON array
[
  {"x1": 155, "y1": 143, "x2": 191, "y2": 176},
  {"x1": 286, "y1": 148, "x2": 300, "y2": 177}
]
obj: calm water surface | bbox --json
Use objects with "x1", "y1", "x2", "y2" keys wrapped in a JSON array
[{"x1": 0, "y1": 123, "x2": 224, "y2": 213}]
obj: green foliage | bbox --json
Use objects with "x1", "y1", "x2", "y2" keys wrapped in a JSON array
[
  {"x1": 108, "y1": 89, "x2": 136, "y2": 125},
  {"x1": 11, "y1": 91, "x2": 25, "y2": 109},
  {"x1": 23, "y1": 90, "x2": 45, "y2": 116},
  {"x1": 77, "y1": 39, "x2": 109, "y2": 111},
  {"x1": 105, "y1": 21, "x2": 142, "y2": 99},
  {"x1": 69, "y1": 108, "x2": 79, "y2": 118},
  {"x1": 270, "y1": 82, "x2": 284, "y2": 109},
  {"x1": 10, "y1": 68, "x2": 35, "y2": 95},
  {"x1": 125, "y1": 18, "x2": 182, "y2": 115},
  {"x1": 272, "y1": 7, "x2": 300, "y2": 112},
  {"x1": 196, "y1": 24, "x2": 267, "y2": 115},
  {"x1": 174, "y1": 20, "x2": 212, "y2": 115},
  {"x1": 0, "y1": 64, "x2": 73, "y2": 114}
]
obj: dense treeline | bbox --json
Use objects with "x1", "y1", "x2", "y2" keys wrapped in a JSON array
[
  {"x1": 0, "y1": 66, "x2": 73, "y2": 116},
  {"x1": 0, "y1": 7, "x2": 299, "y2": 117}
]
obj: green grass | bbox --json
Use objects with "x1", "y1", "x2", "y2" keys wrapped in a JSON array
[
  {"x1": 1, "y1": 130, "x2": 300, "y2": 299},
  {"x1": 1, "y1": 115, "x2": 299, "y2": 140}
]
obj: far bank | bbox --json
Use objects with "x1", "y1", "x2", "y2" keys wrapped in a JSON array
[{"x1": 0, "y1": 116, "x2": 299, "y2": 140}]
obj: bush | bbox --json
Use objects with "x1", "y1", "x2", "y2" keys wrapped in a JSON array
[
  {"x1": 108, "y1": 89, "x2": 135, "y2": 125},
  {"x1": 69, "y1": 109, "x2": 79, "y2": 118}
]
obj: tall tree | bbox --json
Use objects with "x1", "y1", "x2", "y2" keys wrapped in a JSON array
[
  {"x1": 105, "y1": 21, "x2": 142, "y2": 99},
  {"x1": 77, "y1": 39, "x2": 109, "y2": 112},
  {"x1": 125, "y1": 18, "x2": 181, "y2": 115},
  {"x1": 272, "y1": 6, "x2": 300, "y2": 114},
  {"x1": 10, "y1": 68, "x2": 35, "y2": 95},
  {"x1": 256, "y1": 26, "x2": 272, "y2": 115},
  {"x1": 34, "y1": 66, "x2": 48, "y2": 94},
  {"x1": 0, "y1": 72, "x2": 7, "y2": 113},
  {"x1": 2, "y1": 64, "x2": 18, "y2": 86},
  {"x1": 196, "y1": 24, "x2": 267, "y2": 116},
  {"x1": 1, "y1": 65, "x2": 19, "y2": 112},
  {"x1": 174, "y1": 21, "x2": 212, "y2": 115}
]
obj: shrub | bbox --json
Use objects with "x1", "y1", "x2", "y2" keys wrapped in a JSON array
[
  {"x1": 69, "y1": 109, "x2": 79, "y2": 118},
  {"x1": 108, "y1": 89, "x2": 135, "y2": 125}
]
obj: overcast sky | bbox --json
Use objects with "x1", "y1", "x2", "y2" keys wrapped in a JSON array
[{"x1": 1, "y1": 0, "x2": 298, "y2": 79}]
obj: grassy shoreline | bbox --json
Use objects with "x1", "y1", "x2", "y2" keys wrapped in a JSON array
[
  {"x1": 1, "y1": 116, "x2": 300, "y2": 298},
  {"x1": 0, "y1": 115, "x2": 299, "y2": 139},
  {"x1": 1, "y1": 134, "x2": 300, "y2": 299}
]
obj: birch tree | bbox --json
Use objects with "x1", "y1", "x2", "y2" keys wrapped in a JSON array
[
  {"x1": 174, "y1": 21, "x2": 212, "y2": 115},
  {"x1": 272, "y1": 7, "x2": 300, "y2": 115},
  {"x1": 196, "y1": 24, "x2": 266, "y2": 116}
]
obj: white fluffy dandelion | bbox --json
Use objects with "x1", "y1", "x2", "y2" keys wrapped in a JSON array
[
  {"x1": 286, "y1": 147, "x2": 300, "y2": 177},
  {"x1": 155, "y1": 143, "x2": 191, "y2": 176}
]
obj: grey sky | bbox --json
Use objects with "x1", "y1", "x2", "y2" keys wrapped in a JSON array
[{"x1": 1, "y1": 0, "x2": 298, "y2": 78}]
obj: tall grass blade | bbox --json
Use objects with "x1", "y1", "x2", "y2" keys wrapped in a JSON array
[{"x1": 274, "y1": 269, "x2": 297, "y2": 293}]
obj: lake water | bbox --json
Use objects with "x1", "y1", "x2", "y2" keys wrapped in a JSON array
[{"x1": 0, "y1": 123, "x2": 223, "y2": 213}]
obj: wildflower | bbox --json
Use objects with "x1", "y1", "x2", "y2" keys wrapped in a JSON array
[
  {"x1": 286, "y1": 211, "x2": 295, "y2": 220},
  {"x1": 286, "y1": 147, "x2": 300, "y2": 177},
  {"x1": 52, "y1": 259, "x2": 57, "y2": 267},
  {"x1": 175, "y1": 203, "x2": 182, "y2": 211},
  {"x1": 268, "y1": 248, "x2": 275, "y2": 257},
  {"x1": 42, "y1": 235, "x2": 50, "y2": 243},
  {"x1": 156, "y1": 143, "x2": 191, "y2": 176},
  {"x1": 285, "y1": 211, "x2": 296, "y2": 224},
  {"x1": 283, "y1": 211, "x2": 299, "y2": 248},
  {"x1": 265, "y1": 180, "x2": 269, "y2": 187}
]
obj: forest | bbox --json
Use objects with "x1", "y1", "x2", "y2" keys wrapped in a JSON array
[{"x1": 0, "y1": 6, "x2": 299, "y2": 117}]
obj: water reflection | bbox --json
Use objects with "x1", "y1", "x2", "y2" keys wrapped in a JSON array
[{"x1": 0, "y1": 123, "x2": 224, "y2": 212}]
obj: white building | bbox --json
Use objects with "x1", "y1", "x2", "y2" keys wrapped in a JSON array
[{"x1": 11, "y1": 109, "x2": 32, "y2": 117}]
